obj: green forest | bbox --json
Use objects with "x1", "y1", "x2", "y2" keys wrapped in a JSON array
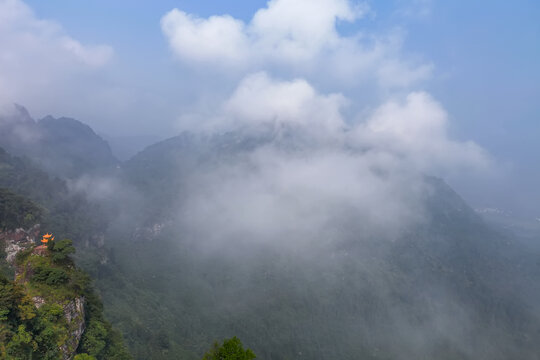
[{"x1": 0, "y1": 237, "x2": 130, "y2": 359}]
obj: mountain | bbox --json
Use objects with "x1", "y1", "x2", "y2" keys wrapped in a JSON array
[
  {"x1": 0, "y1": 146, "x2": 108, "y2": 249},
  {"x1": 476, "y1": 207, "x2": 540, "y2": 241},
  {"x1": 0, "y1": 190, "x2": 131, "y2": 359},
  {"x1": 101, "y1": 134, "x2": 163, "y2": 161},
  {"x1": 0, "y1": 104, "x2": 118, "y2": 178},
  {"x1": 2, "y1": 112, "x2": 540, "y2": 359},
  {"x1": 122, "y1": 131, "x2": 287, "y2": 222},
  {"x1": 103, "y1": 131, "x2": 540, "y2": 360}
]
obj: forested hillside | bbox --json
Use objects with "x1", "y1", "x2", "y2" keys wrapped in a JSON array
[
  {"x1": 0, "y1": 190, "x2": 130, "y2": 359},
  {"x1": 0, "y1": 105, "x2": 117, "y2": 178},
  {"x1": 2, "y1": 0, "x2": 538, "y2": 359},
  {"x1": 0, "y1": 147, "x2": 107, "y2": 248},
  {"x1": 101, "y1": 132, "x2": 540, "y2": 359},
  {"x1": 1, "y1": 111, "x2": 540, "y2": 360}
]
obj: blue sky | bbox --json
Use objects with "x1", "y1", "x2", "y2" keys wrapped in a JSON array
[
  {"x1": 23, "y1": 0, "x2": 538, "y2": 156},
  {"x1": 4, "y1": 0, "x2": 540, "y2": 215}
]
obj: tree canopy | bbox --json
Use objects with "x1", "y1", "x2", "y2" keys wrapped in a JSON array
[{"x1": 202, "y1": 337, "x2": 256, "y2": 360}]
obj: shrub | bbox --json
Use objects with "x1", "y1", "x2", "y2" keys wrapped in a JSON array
[{"x1": 202, "y1": 337, "x2": 256, "y2": 360}]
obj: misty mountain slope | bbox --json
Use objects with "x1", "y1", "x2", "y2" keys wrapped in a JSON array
[
  {"x1": 37, "y1": 115, "x2": 118, "y2": 176},
  {"x1": 0, "y1": 146, "x2": 66, "y2": 204},
  {"x1": 0, "y1": 104, "x2": 118, "y2": 178},
  {"x1": 102, "y1": 186, "x2": 540, "y2": 360},
  {"x1": 3, "y1": 1, "x2": 539, "y2": 360},
  {"x1": 0, "y1": 190, "x2": 132, "y2": 359},
  {"x1": 121, "y1": 131, "x2": 277, "y2": 224},
  {"x1": 102, "y1": 134, "x2": 164, "y2": 161},
  {"x1": 97, "y1": 132, "x2": 540, "y2": 360},
  {"x1": 2, "y1": 115, "x2": 537, "y2": 359},
  {"x1": 0, "y1": 146, "x2": 108, "y2": 248}
]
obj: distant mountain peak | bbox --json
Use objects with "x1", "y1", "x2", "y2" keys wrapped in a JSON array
[
  {"x1": 1, "y1": 103, "x2": 35, "y2": 125},
  {"x1": 0, "y1": 104, "x2": 118, "y2": 178},
  {"x1": 13, "y1": 103, "x2": 34, "y2": 121}
]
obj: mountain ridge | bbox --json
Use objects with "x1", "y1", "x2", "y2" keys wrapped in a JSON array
[
  {"x1": 2, "y1": 106, "x2": 540, "y2": 359},
  {"x1": 0, "y1": 104, "x2": 118, "y2": 178}
]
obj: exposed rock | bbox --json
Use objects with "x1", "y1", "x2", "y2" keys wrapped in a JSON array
[
  {"x1": 60, "y1": 297, "x2": 86, "y2": 360},
  {"x1": 93, "y1": 233, "x2": 106, "y2": 248},
  {"x1": 32, "y1": 245, "x2": 49, "y2": 256},
  {"x1": 5, "y1": 241, "x2": 25, "y2": 264},
  {"x1": 29, "y1": 295, "x2": 86, "y2": 360},
  {"x1": 1, "y1": 224, "x2": 40, "y2": 264},
  {"x1": 32, "y1": 296, "x2": 46, "y2": 309},
  {"x1": 132, "y1": 222, "x2": 165, "y2": 242},
  {"x1": 0, "y1": 224, "x2": 41, "y2": 243}
]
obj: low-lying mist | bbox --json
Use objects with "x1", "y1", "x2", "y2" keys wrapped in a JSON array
[
  {"x1": 104, "y1": 73, "x2": 489, "y2": 250},
  {"x1": 1, "y1": 73, "x2": 536, "y2": 360},
  {"x1": 1, "y1": 1, "x2": 539, "y2": 359},
  {"x1": 66, "y1": 74, "x2": 528, "y2": 359}
]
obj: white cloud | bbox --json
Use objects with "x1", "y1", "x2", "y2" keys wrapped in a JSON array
[
  {"x1": 0, "y1": 0, "x2": 113, "y2": 108},
  {"x1": 178, "y1": 146, "x2": 427, "y2": 248},
  {"x1": 377, "y1": 58, "x2": 434, "y2": 89},
  {"x1": 0, "y1": 0, "x2": 113, "y2": 67},
  {"x1": 397, "y1": 0, "x2": 433, "y2": 18},
  {"x1": 172, "y1": 74, "x2": 489, "y2": 249},
  {"x1": 161, "y1": 0, "x2": 364, "y2": 64},
  {"x1": 181, "y1": 72, "x2": 488, "y2": 177},
  {"x1": 223, "y1": 72, "x2": 347, "y2": 134},
  {"x1": 163, "y1": 1, "x2": 486, "y2": 212},
  {"x1": 356, "y1": 92, "x2": 489, "y2": 173},
  {"x1": 249, "y1": 0, "x2": 364, "y2": 62},
  {"x1": 60, "y1": 37, "x2": 113, "y2": 67},
  {"x1": 161, "y1": 0, "x2": 431, "y2": 89},
  {"x1": 161, "y1": 10, "x2": 249, "y2": 65}
]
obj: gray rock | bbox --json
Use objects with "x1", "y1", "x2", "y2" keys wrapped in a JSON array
[{"x1": 60, "y1": 297, "x2": 86, "y2": 360}]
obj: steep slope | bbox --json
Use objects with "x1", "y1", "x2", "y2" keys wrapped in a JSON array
[
  {"x1": 0, "y1": 188, "x2": 43, "y2": 232},
  {"x1": 0, "y1": 241, "x2": 131, "y2": 359},
  {"x1": 35, "y1": 115, "x2": 118, "y2": 178},
  {"x1": 0, "y1": 104, "x2": 117, "y2": 178},
  {"x1": 3, "y1": 118, "x2": 539, "y2": 359},
  {"x1": 0, "y1": 146, "x2": 108, "y2": 249},
  {"x1": 0, "y1": 191, "x2": 131, "y2": 360},
  {"x1": 105, "y1": 132, "x2": 540, "y2": 360},
  {"x1": 122, "y1": 131, "x2": 276, "y2": 222},
  {"x1": 102, "y1": 187, "x2": 540, "y2": 359}
]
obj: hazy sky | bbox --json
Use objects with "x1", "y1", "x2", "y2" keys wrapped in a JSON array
[{"x1": 1, "y1": 0, "x2": 539, "y2": 215}]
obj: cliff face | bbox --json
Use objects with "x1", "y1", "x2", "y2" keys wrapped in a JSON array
[
  {"x1": 1, "y1": 227, "x2": 85, "y2": 360},
  {"x1": 29, "y1": 294, "x2": 86, "y2": 360},
  {"x1": 0, "y1": 104, "x2": 118, "y2": 178},
  {"x1": 0, "y1": 148, "x2": 131, "y2": 359},
  {"x1": 1, "y1": 225, "x2": 131, "y2": 360},
  {"x1": 2, "y1": 225, "x2": 40, "y2": 265},
  {"x1": 61, "y1": 297, "x2": 86, "y2": 360}
]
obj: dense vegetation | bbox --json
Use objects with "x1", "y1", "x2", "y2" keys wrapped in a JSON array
[
  {"x1": 2, "y1": 114, "x2": 540, "y2": 360},
  {"x1": 0, "y1": 155, "x2": 130, "y2": 359},
  {"x1": 0, "y1": 106, "x2": 118, "y2": 179},
  {"x1": 95, "y1": 135, "x2": 540, "y2": 360},
  {"x1": 0, "y1": 239, "x2": 131, "y2": 359},
  {"x1": 202, "y1": 337, "x2": 256, "y2": 360},
  {"x1": 0, "y1": 188, "x2": 43, "y2": 231},
  {"x1": 0, "y1": 147, "x2": 107, "y2": 249}
]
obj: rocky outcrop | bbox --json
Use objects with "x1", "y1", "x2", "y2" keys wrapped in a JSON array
[
  {"x1": 61, "y1": 297, "x2": 86, "y2": 360},
  {"x1": 1, "y1": 224, "x2": 40, "y2": 264},
  {"x1": 132, "y1": 222, "x2": 164, "y2": 242},
  {"x1": 5, "y1": 241, "x2": 25, "y2": 264},
  {"x1": 32, "y1": 296, "x2": 46, "y2": 309},
  {"x1": 2, "y1": 224, "x2": 86, "y2": 360},
  {"x1": 31, "y1": 295, "x2": 86, "y2": 360}
]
